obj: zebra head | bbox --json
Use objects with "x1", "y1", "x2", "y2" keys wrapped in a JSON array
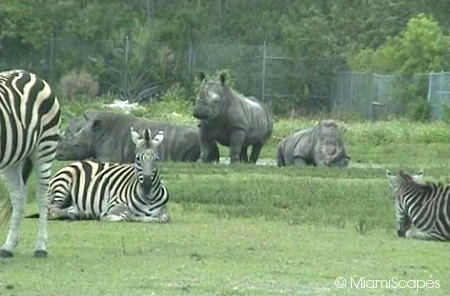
[
  {"x1": 386, "y1": 169, "x2": 425, "y2": 190},
  {"x1": 130, "y1": 128, "x2": 164, "y2": 188}
]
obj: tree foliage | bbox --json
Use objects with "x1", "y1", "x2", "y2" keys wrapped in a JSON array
[
  {"x1": 0, "y1": 0, "x2": 448, "y2": 113},
  {"x1": 349, "y1": 14, "x2": 450, "y2": 75}
]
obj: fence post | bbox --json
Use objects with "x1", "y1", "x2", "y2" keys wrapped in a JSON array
[{"x1": 261, "y1": 32, "x2": 268, "y2": 102}]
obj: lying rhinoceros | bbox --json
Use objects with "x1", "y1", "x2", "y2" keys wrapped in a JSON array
[
  {"x1": 57, "y1": 110, "x2": 219, "y2": 163},
  {"x1": 193, "y1": 72, "x2": 273, "y2": 164},
  {"x1": 277, "y1": 120, "x2": 350, "y2": 167}
]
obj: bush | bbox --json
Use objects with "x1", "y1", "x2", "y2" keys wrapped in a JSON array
[{"x1": 60, "y1": 70, "x2": 100, "y2": 101}]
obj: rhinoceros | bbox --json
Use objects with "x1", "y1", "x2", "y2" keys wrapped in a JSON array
[
  {"x1": 57, "y1": 110, "x2": 219, "y2": 163},
  {"x1": 192, "y1": 73, "x2": 273, "y2": 164},
  {"x1": 276, "y1": 120, "x2": 351, "y2": 167}
]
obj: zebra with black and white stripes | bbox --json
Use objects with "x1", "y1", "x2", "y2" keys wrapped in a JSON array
[
  {"x1": 0, "y1": 70, "x2": 60, "y2": 258},
  {"x1": 386, "y1": 170, "x2": 450, "y2": 241},
  {"x1": 47, "y1": 127, "x2": 170, "y2": 223}
]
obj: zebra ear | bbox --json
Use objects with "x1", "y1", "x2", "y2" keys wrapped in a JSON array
[
  {"x1": 386, "y1": 169, "x2": 399, "y2": 189},
  {"x1": 152, "y1": 131, "x2": 164, "y2": 147},
  {"x1": 413, "y1": 170, "x2": 424, "y2": 183},
  {"x1": 130, "y1": 127, "x2": 141, "y2": 145}
]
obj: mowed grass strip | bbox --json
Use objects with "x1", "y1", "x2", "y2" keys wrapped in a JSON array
[
  {"x1": 0, "y1": 163, "x2": 449, "y2": 296},
  {"x1": 0, "y1": 214, "x2": 448, "y2": 296}
]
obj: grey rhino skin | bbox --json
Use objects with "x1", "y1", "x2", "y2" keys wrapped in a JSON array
[
  {"x1": 57, "y1": 109, "x2": 219, "y2": 163},
  {"x1": 193, "y1": 73, "x2": 273, "y2": 164},
  {"x1": 277, "y1": 120, "x2": 350, "y2": 167}
]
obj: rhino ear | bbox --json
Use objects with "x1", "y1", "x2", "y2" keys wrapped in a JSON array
[
  {"x1": 198, "y1": 72, "x2": 206, "y2": 83},
  {"x1": 220, "y1": 72, "x2": 226, "y2": 85},
  {"x1": 92, "y1": 119, "x2": 102, "y2": 131},
  {"x1": 83, "y1": 109, "x2": 98, "y2": 121},
  {"x1": 130, "y1": 127, "x2": 141, "y2": 145}
]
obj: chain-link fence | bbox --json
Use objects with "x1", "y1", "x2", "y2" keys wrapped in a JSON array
[
  {"x1": 0, "y1": 34, "x2": 448, "y2": 120},
  {"x1": 330, "y1": 72, "x2": 445, "y2": 121},
  {"x1": 428, "y1": 72, "x2": 450, "y2": 121}
]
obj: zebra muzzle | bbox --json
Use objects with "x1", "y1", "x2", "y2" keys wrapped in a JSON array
[{"x1": 397, "y1": 230, "x2": 406, "y2": 237}]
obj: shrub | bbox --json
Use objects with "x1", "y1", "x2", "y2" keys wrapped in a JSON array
[{"x1": 60, "y1": 70, "x2": 100, "y2": 101}]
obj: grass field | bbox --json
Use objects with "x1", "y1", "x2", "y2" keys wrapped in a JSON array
[{"x1": 0, "y1": 115, "x2": 449, "y2": 296}]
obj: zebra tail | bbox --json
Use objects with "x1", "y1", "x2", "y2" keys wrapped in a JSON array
[{"x1": 0, "y1": 199, "x2": 12, "y2": 228}]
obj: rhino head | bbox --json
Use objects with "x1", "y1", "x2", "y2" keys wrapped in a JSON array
[
  {"x1": 192, "y1": 72, "x2": 227, "y2": 121},
  {"x1": 314, "y1": 120, "x2": 351, "y2": 167},
  {"x1": 56, "y1": 110, "x2": 101, "y2": 160}
]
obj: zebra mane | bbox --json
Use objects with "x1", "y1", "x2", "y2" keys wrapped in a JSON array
[{"x1": 398, "y1": 170, "x2": 438, "y2": 191}]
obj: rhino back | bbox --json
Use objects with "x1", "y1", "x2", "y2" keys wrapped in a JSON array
[
  {"x1": 278, "y1": 128, "x2": 316, "y2": 165},
  {"x1": 224, "y1": 92, "x2": 273, "y2": 144},
  {"x1": 64, "y1": 111, "x2": 200, "y2": 163}
]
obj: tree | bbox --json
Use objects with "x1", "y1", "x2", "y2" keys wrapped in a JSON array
[{"x1": 349, "y1": 14, "x2": 450, "y2": 75}]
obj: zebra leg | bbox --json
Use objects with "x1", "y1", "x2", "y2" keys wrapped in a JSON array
[
  {"x1": 128, "y1": 212, "x2": 170, "y2": 223},
  {"x1": 0, "y1": 165, "x2": 26, "y2": 258},
  {"x1": 129, "y1": 208, "x2": 170, "y2": 223},
  {"x1": 405, "y1": 229, "x2": 433, "y2": 240},
  {"x1": 48, "y1": 205, "x2": 82, "y2": 220},
  {"x1": 32, "y1": 159, "x2": 55, "y2": 258},
  {"x1": 100, "y1": 203, "x2": 130, "y2": 222}
]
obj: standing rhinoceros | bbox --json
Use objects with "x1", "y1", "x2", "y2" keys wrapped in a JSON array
[
  {"x1": 193, "y1": 73, "x2": 273, "y2": 164},
  {"x1": 57, "y1": 110, "x2": 219, "y2": 163},
  {"x1": 277, "y1": 120, "x2": 350, "y2": 167}
]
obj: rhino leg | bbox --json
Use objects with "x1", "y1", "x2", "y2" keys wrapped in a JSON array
[
  {"x1": 183, "y1": 144, "x2": 201, "y2": 162},
  {"x1": 229, "y1": 130, "x2": 246, "y2": 163},
  {"x1": 198, "y1": 127, "x2": 218, "y2": 163},
  {"x1": 240, "y1": 147, "x2": 249, "y2": 163},
  {"x1": 292, "y1": 157, "x2": 308, "y2": 166},
  {"x1": 200, "y1": 141, "x2": 219, "y2": 163},
  {"x1": 249, "y1": 143, "x2": 263, "y2": 163},
  {"x1": 207, "y1": 142, "x2": 220, "y2": 162}
]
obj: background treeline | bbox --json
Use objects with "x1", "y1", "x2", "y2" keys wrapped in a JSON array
[{"x1": 1, "y1": 0, "x2": 449, "y2": 117}]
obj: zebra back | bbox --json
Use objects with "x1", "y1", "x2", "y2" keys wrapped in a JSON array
[{"x1": 0, "y1": 70, "x2": 60, "y2": 169}]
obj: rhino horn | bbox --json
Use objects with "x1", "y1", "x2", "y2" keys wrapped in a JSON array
[{"x1": 327, "y1": 146, "x2": 344, "y2": 165}]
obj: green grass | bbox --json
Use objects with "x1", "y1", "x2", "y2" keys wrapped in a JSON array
[
  {"x1": 1, "y1": 163, "x2": 449, "y2": 296},
  {"x1": 0, "y1": 101, "x2": 449, "y2": 295}
]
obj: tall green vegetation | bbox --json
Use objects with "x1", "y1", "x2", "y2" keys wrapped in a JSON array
[
  {"x1": 349, "y1": 14, "x2": 449, "y2": 120},
  {"x1": 1, "y1": 1, "x2": 448, "y2": 116},
  {"x1": 349, "y1": 14, "x2": 450, "y2": 74}
]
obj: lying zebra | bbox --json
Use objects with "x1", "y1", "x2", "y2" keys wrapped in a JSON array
[
  {"x1": 46, "y1": 127, "x2": 169, "y2": 223},
  {"x1": 386, "y1": 170, "x2": 450, "y2": 241}
]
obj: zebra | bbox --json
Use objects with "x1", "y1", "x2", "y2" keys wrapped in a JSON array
[
  {"x1": 0, "y1": 70, "x2": 60, "y2": 258},
  {"x1": 386, "y1": 170, "x2": 450, "y2": 241},
  {"x1": 46, "y1": 127, "x2": 170, "y2": 223}
]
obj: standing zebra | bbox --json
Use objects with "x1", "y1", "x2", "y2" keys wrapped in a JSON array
[
  {"x1": 0, "y1": 70, "x2": 60, "y2": 258},
  {"x1": 47, "y1": 128, "x2": 170, "y2": 222},
  {"x1": 386, "y1": 170, "x2": 450, "y2": 241}
]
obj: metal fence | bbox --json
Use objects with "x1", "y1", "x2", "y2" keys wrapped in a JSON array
[
  {"x1": 331, "y1": 71, "x2": 449, "y2": 121},
  {"x1": 1, "y1": 35, "x2": 448, "y2": 121},
  {"x1": 428, "y1": 72, "x2": 450, "y2": 121}
]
